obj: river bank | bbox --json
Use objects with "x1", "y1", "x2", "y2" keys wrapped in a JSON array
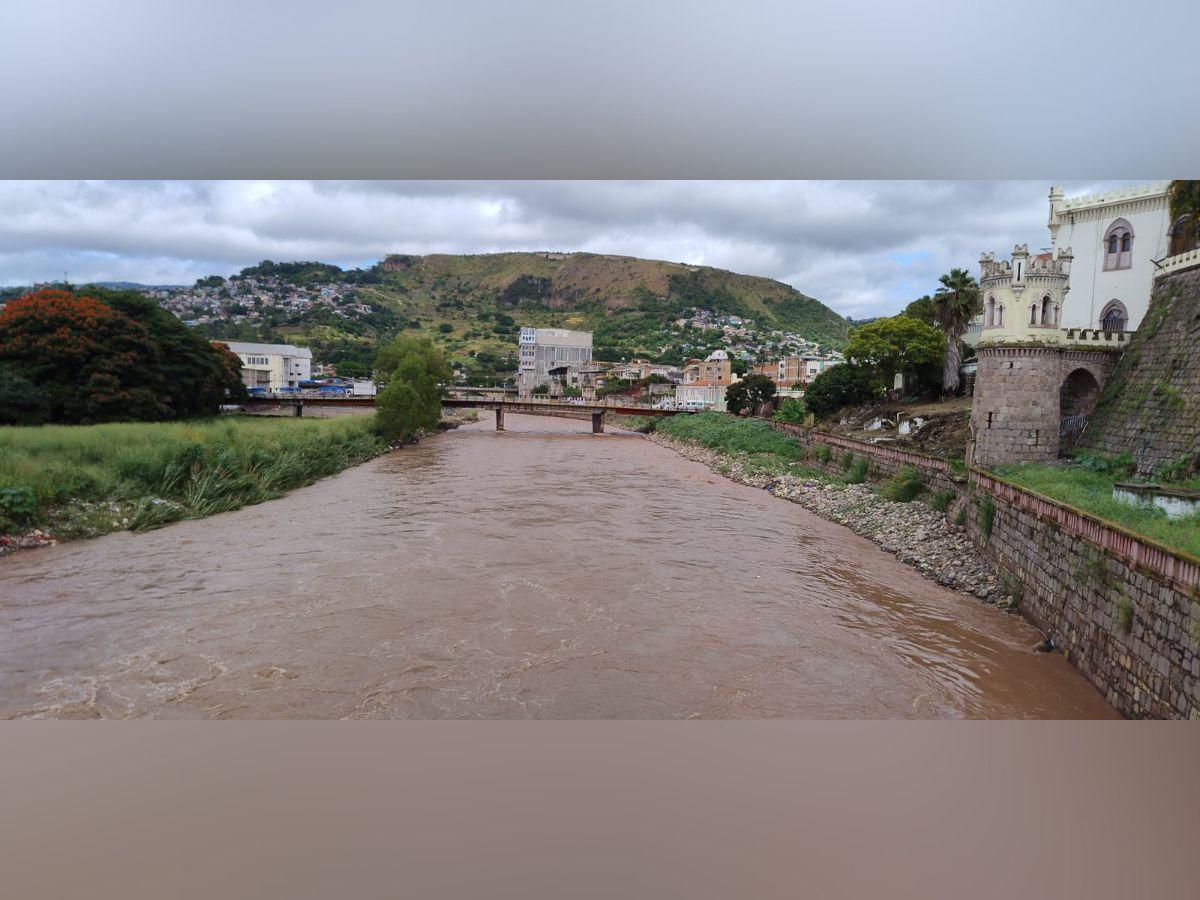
[{"x1": 648, "y1": 429, "x2": 1016, "y2": 612}]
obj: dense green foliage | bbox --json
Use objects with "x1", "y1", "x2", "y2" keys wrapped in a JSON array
[
  {"x1": 880, "y1": 465, "x2": 924, "y2": 501},
  {"x1": 0, "y1": 369, "x2": 50, "y2": 425},
  {"x1": 656, "y1": 411, "x2": 803, "y2": 459},
  {"x1": 844, "y1": 315, "x2": 945, "y2": 387},
  {"x1": 91, "y1": 288, "x2": 247, "y2": 417},
  {"x1": 0, "y1": 417, "x2": 385, "y2": 536},
  {"x1": 990, "y1": 461, "x2": 1200, "y2": 557},
  {"x1": 803, "y1": 363, "x2": 883, "y2": 419},
  {"x1": 772, "y1": 397, "x2": 808, "y2": 424},
  {"x1": 373, "y1": 336, "x2": 451, "y2": 443},
  {"x1": 725, "y1": 373, "x2": 776, "y2": 415},
  {"x1": 0, "y1": 288, "x2": 243, "y2": 425}
]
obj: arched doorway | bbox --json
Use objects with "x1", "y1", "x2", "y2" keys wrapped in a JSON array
[{"x1": 1059, "y1": 368, "x2": 1101, "y2": 454}]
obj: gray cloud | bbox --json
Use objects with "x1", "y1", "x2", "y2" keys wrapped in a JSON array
[{"x1": 0, "y1": 180, "x2": 1137, "y2": 317}]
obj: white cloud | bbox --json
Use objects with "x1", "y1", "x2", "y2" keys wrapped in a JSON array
[{"x1": 0, "y1": 179, "x2": 1137, "y2": 317}]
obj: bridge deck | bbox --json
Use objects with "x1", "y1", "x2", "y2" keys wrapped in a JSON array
[{"x1": 239, "y1": 395, "x2": 691, "y2": 418}]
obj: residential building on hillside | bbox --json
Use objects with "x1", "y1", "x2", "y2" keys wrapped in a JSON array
[
  {"x1": 218, "y1": 340, "x2": 312, "y2": 391},
  {"x1": 677, "y1": 349, "x2": 736, "y2": 409},
  {"x1": 751, "y1": 354, "x2": 842, "y2": 388},
  {"x1": 682, "y1": 349, "x2": 733, "y2": 386},
  {"x1": 517, "y1": 326, "x2": 593, "y2": 395}
]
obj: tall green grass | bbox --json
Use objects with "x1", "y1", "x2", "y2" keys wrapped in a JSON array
[
  {"x1": 656, "y1": 412, "x2": 803, "y2": 459},
  {"x1": 992, "y1": 462, "x2": 1200, "y2": 558},
  {"x1": 0, "y1": 416, "x2": 386, "y2": 533}
]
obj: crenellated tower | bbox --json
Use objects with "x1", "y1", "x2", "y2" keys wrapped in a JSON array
[{"x1": 970, "y1": 244, "x2": 1121, "y2": 466}]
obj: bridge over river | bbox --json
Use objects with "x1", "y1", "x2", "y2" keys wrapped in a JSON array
[{"x1": 241, "y1": 393, "x2": 694, "y2": 432}]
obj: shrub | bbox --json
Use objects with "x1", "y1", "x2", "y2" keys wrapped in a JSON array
[
  {"x1": 812, "y1": 443, "x2": 832, "y2": 464},
  {"x1": 0, "y1": 485, "x2": 37, "y2": 530},
  {"x1": 803, "y1": 364, "x2": 883, "y2": 420},
  {"x1": 437, "y1": 322, "x2": 454, "y2": 333},
  {"x1": 841, "y1": 450, "x2": 854, "y2": 471},
  {"x1": 772, "y1": 397, "x2": 808, "y2": 424},
  {"x1": 979, "y1": 496, "x2": 995, "y2": 537},
  {"x1": 930, "y1": 489, "x2": 956, "y2": 513},
  {"x1": 881, "y1": 465, "x2": 924, "y2": 502},
  {"x1": 953, "y1": 506, "x2": 968, "y2": 527},
  {"x1": 1115, "y1": 596, "x2": 1134, "y2": 635},
  {"x1": 845, "y1": 456, "x2": 869, "y2": 484}
]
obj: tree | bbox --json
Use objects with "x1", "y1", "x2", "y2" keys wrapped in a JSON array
[
  {"x1": 730, "y1": 357, "x2": 749, "y2": 377},
  {"x1": 902, "y1": 294, "x2": 937, "y2": 326},
  {"x1": 0, "y1": 367, "x2": 50, "y2": 425},
  {"x1": 844, "y1": 315, "x2": 945, "y2": 389},
  {"x1": 0, "y1": 289, "x2": 169, "y2": 423},
  {"x1": 95, "y1": 288, "x2": 246, "y2": 414},
  {"x1": 373, "y1": 335, "x2": 451, "y2": 443},
  {"x1": 725, "y1": 373, "x2": 776, "y2": 415},
  {"x1": 931, "y1": 268, "x2": 980, "y2": 394},
  {"x1": 803, "y1": 364, "x2": 883, "y2": 420}
]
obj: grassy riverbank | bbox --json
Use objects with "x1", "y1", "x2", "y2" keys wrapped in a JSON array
[
  {"x1": 0, "y1": 416, "x2": 388, "y2": 544},
  {"x1": 654, "y1": 412, "x2": 821, "y2": 479},
  {"x1": 990, "y1": 461, "x2": 1200, "y2": 559}
]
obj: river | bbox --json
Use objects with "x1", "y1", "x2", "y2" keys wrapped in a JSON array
[{"x1": 0, "y1": 413, "x2": 1116, "y2": 718}]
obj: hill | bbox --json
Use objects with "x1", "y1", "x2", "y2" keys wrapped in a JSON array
[
  {"x1": 215, "y1": 252, "x2": 848, "y2": 378},
  {"x1": 5, "y1": 252, "x2": 850, "y2": 383}
]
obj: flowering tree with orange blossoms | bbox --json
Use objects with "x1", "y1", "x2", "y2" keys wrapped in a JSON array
[{"x1": 0, "y1": 289, "x2": 170, "y2": 423}]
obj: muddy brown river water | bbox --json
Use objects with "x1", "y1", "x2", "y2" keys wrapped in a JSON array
[{"x1": 0, "y1": 413, "x2": 1116, "y2": 718}]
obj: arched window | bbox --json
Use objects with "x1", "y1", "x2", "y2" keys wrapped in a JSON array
[
  {"x1": 1040, "y1": 294, "x2": 1053, "y2": 326},
  {"x1": 1169, "y1": 214, "x2": 1198, "y2": 255},
  {"x1": 985, "y1": 295, "x2": 995, "y2": 327},
  {"x1": 1100, "y1": 299, "x2": 1128, "y2": 333},
  {"x1": 997, "y1": 303, "x2": 1004, "y2": 327},
  {"x1": 1103, "y1": 219, "x2": 1133, "y2": 270},
  {"x1": 1030, "y1": 304, "x2": 1038, "y2": 326}
]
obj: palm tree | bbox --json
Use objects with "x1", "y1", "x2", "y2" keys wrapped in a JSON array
[{"x1": 932, "y1": 268, "x2": 980, "y2": 395}]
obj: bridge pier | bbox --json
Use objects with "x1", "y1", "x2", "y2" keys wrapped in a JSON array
[
  {"x1": 592, "y1": 412, "x2": 604, "y2": 434},
  {"x1": 495, "y1": 407, "x2": 505, "y2": 431}
]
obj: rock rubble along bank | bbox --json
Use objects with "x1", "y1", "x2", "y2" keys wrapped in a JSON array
[{"x1": 649, "y1": 433, "x2": 1012, "y2": 607}]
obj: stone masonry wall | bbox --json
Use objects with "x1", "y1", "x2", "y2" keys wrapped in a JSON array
[
  {"x1": 970, "y1": 346, "x2": 1119, "y2": 466},
  {"x1": 762, "y1": 420, "x2": 1200, "y2": 718},
  {"x1": 1080, "y1": 263, "x2": 1200, "y2": 477},
  {"x1": 963, "y1": 472, "x2": 1199, "y2": 720}
]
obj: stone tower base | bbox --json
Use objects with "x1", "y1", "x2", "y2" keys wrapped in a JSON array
[{"x1": 971, "y1": 346, "x2": 1119, "y2": 467}]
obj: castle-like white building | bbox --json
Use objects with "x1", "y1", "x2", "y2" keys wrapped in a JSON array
[
  {"x1": 1046, "y1": 181, "x2": 1174, "y2": 332},
  {"x1": 966, "y1": 182, "x2": 1179, "y2": 347}
]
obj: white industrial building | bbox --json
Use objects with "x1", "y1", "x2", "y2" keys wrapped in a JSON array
[
  {"x1": 517, "y1": 326, "x2": 593, "y2": 395},
  {"x1": 218, "y1": 340, "x2": 312, "y2": 391}
]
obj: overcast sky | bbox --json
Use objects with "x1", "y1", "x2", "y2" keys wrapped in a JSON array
[{"x1": 0, "y1": 180, "x2": 1138, "y2": 318}]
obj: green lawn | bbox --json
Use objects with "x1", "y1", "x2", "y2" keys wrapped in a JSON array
[
  {"x1": 990, "y1": 462, "x2": 1200, "y2": 559},
  {"x1": 0, "y1": 416, "x2": 386, "y2": 537}
]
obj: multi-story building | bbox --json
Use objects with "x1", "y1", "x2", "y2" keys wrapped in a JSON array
[
  {"x1": 517, "y1": 326, "x2": 593, "y2": 395},
  {"x1": 682, "y1": 349, "x2": 733, "y2": 387},
  {"x1": 677, "y1": 350, "x2": 735, "y2": 409},
  {"x1": 751, "y1": 354, "x2": 841, "y2": 388},
  {"x1": 219, "y1": 340, "x2": 312, "y2": 391},
  {"x1": 1046, "y1": 182, "x2": 1175, "y2": 332}
]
